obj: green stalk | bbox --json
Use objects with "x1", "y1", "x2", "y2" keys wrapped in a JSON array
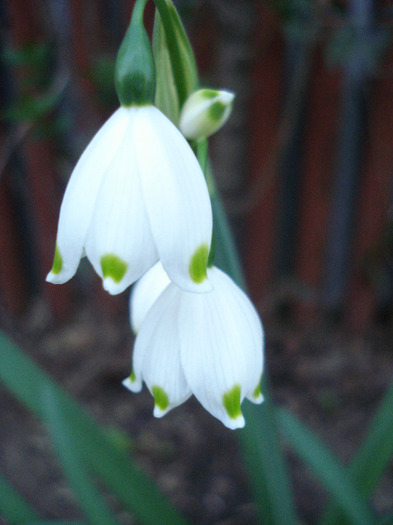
[
  {"x1": 41, "y1": 385, "x2": 120, "y2": 525},
  {"x1": 277, "y1": 408, "x2": 377, "y2": 525}
]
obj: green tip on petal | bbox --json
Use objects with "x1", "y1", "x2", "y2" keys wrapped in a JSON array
[
  {"x1": 189, "y1": 244, "x2": 209, "y2": 283},
  {"x1": 208, "y1": 100, "x2": 226, "y2": 122},
  {"x1": 130, "y1": 370, "x2": 136, "y2": 383},
  {"x1": 51, "y1": 245, "x2": 63, "y2": 275},
  {"x1": 100, "y1": 254, "x2": 128, "y2": 283},
  {"x1": 253, "y1": 381, "x2": 262, "y2": 400},
  {"x1": 223, "y1": 384, "x2": 242, "y2": 420},
  {"x1": 152, "y1": 385, "x2": 169, "y2": 411},
  {"x1": 201, "y1": 89, "x2": 220, "y2": 99}
]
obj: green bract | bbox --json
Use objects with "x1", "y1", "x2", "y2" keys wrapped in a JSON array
[{"x1": 115, "y1": 0, "x2": 155, "y2": 106}]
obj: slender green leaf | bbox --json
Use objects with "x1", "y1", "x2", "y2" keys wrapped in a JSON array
[
  {"x1": 239, "y1": 383, "x2": 298, "y2": 525},
  {"x1": 321, "y1": 380, "x2": 393, "y2": 524},
  {"x1": 41, "y1": 384, "x2": 119, "y2": 525},
  {"x1": 277, "y1": 407, "x2": 377, "y2": 525},
  {"x1": 342, "y1": 379, "x2": 393, "y2": 495},
  {"x1": 0, "y1": 330, "x2": 189, "y2": 525},
  {"x1": 0, "y1": 471, "x2": 39, "y2": 522}
]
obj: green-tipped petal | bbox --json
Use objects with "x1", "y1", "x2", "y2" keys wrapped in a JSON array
[
  {"x1": 179, "y1": 266, "x2": 263, "y2": 429},
  {"x1": 130, "y1": 283, "x2": 192, "y2": 416},
  {"x1": 84, "y1": 108, "x2": 158, "y2": 295},
  {"x1": 122, "y1": 371, "x2": 142, "y2": 393},
  {"x1": 46, "y1": 108, "x2": 130, "y2": 286},
  {"x1": 134, "y1": 106, "x2": 213, "y2": 293}
]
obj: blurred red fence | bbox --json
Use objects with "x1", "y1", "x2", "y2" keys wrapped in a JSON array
[{"x1": 1, "y1": 0, "x2": 393, "y2": 329}]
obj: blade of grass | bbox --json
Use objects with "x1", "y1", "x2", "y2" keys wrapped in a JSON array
[
  {"x1": 26, "y1": 522, "x2": 87, "y2": 525},
  {"x1": 0, "y1": 330, "x2": 189, "y2": 525},
  {"x1": 41, "y1": 384, "x2": 120, "y2": 525},
  {"x1": 239, "y1": 380, "x2": 298, "y2": 524},
  {"x1": 277, "y1": 407, "x2": 377, "y2": 525},
  {"x1": 0, "y1": 471, "x2": 39, "y2": 522},
  {"x1": 321, "y1": 380, "x2": 393, "y2": 525}
]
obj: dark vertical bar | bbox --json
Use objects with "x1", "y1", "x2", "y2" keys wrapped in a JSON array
[
  {"x1": 323, "y1": 0, "x2": 374, "y2": 313},
  {"x1": 274, "y1": 4, "x2": 317, "y2": 281}
]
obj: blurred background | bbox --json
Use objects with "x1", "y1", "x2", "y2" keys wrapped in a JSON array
[{"x1": 1, "y1": 0, "x2": 393, "y2": 523}]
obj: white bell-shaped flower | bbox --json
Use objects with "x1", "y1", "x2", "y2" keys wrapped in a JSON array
[
  {"x1": 46, "y1": 106, "x2": 213, "y2": 295},
  {"x1": 124, "y1": 263, "x2": 264, "y2": 429}
]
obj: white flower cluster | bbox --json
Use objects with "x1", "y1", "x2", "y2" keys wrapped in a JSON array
[{"x1": 47, "y1": 93, "x2": 264, "y2": 429}]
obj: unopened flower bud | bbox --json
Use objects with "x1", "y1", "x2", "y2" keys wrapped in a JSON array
[{"x1": 179, "y1": 89, "x2": 235, "y2": 140}]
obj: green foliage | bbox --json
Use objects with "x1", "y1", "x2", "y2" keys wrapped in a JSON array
[
  {"x1": 152, "y1": 0, "x2": 198, "y2": 107},
  {"x1": 0, "y1": 331, "x2": 189, "y2": 525},
  {"x1": 0, "y1": 471, "x2": 39, "y2": 522},
  {"x1": 2, "y1": 42, "x2": 65, "y2": 137}
]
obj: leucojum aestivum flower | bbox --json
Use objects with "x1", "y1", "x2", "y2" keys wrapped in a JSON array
[{"x1": 46, "y1": 0, "x2": 264, "y2": 429}]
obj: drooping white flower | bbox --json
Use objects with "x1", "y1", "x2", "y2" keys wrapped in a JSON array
[
  {"x1": 179, "y1": 88, "x2": 235, "y2": 140},
  {"x1": 46, "y1": 106, "x2": 213, "y2": 295},
  {"x1": 124, "y1": 263, "x2": 264, "y2": 429}
]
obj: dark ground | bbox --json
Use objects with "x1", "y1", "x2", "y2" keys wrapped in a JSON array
[{"x1": 1, "y1": 294, "x2": 393, "y2": 524}]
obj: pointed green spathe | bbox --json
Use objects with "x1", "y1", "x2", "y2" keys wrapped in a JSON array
[
  {"x1": 115, "y1": 0, "x2": 155, "y2": 106},
  {"x1": 124, "y1": 263, "x2": 264, "y2": 429}
]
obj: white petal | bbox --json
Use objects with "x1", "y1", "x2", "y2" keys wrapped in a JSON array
[
  {"x1": 132, "y1": 283, "x2": 192, "y2": 416},
  {"x1": 134, "y1": 106, "x2": 213, "y2": 293},
  {"x1": 130, "y1": 262, "x2": 170, "y2": 334},
  {"x1": 122, "y1": 375, "x2": 141, "y2": 393},
  {"x1": 85, "y1": 113, "x2": 158, "y2": 295},
  {"x1": 179, "y1": 267, "x2": 264, "y2": 429},
  {"x1": 47, "y1": 108, "x2": 130, "y2": 284}
]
